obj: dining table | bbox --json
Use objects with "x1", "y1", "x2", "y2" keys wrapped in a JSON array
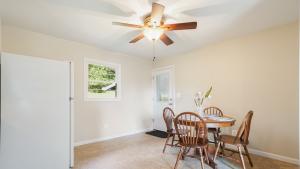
[
  {"x1": 203, "y1": 114, "x2": 236, "y2": 128},
  {"x1": 205, "y1": 114, "x2": 236, "y2": 168},
  {"x1": 178, "y1": 114, "x2": 236, "y2": 169}
]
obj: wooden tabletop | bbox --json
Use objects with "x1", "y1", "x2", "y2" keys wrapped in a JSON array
[
  {"x1": 203, "y1": 115, "x2": 236, "y2": 128},
  {"x1": 175, "y1": 114, "x2": 236, "y2": 128}
]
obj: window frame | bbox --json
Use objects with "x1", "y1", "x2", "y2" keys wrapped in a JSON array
[{"x1": 84, "y1": 58, "x2": 121, "y2": 101}]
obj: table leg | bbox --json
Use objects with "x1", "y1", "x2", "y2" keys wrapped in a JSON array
[{"x1": 195, "y1": 146, "x2": 217, "y2": 169}]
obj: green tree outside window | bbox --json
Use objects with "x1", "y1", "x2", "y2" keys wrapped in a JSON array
[{"x1": 88, "y1": 64, "x2": 117, "y2": 98}]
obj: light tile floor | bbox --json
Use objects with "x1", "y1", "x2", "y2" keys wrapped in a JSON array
[{"x1": 74, "y1": 134, "x2": 299, "y2": 169}]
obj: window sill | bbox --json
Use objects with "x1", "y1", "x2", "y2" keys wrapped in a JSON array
[{"x1": 84, "y1": 97, "x2": 121, "y2": 102}]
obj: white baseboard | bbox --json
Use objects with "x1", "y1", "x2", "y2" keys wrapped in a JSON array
[
  {"x1": 248, "y1": 148, "x2": 299, "y2": 165},
  {"x1": 74, "y1": 128, "x2": 152, "y2": 147},
  {"x1": 226, "y1": 144, "x2": 299, "y2": 165}
]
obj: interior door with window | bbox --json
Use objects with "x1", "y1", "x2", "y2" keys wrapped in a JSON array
[{"x1": 153, "y1": 66, "x2": 175, "y2": 132}]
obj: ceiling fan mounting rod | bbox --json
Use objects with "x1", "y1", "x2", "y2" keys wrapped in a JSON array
[{"x1": 152, "y1": 39, "x2": 156, "y2": 62}]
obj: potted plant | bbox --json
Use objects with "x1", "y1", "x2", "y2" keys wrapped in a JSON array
[{"x1": 194, "y1": 86, "x2": 212, "y2": 117}]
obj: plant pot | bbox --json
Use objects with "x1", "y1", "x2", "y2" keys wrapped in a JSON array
[{"x1": 196, "y1": 106, "x2": 205, "y2": 117}]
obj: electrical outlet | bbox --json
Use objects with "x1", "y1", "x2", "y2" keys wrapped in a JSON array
[{"x1": 232, "y1": 129, "x2": 237, "y2": 136}]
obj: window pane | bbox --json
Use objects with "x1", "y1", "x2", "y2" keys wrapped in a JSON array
[
  {"x1": 88, "y1": 64, "x2": 117, "y2": 98},
  {"x1": 156, "y1": 72, "x2": 170, "y2": 102}
]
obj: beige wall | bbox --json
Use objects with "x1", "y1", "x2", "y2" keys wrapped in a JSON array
[
  {"x1": 2, "y1": 22, "x2": 299, "y2": 159},
  {"x1": 2, "y1": 25, "x2": 153, "y2": 143},
  {"x1": 154, "y1": 23, "x2": 299, "y2": 159}
]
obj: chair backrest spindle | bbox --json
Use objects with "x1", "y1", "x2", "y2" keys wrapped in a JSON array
[
  {"x1": 163, "y1": 107, "x2": 175, "y2": 132},
  {"x1": 203, "y1": 107, "x2": 223, "y2": 117},
  {"x1": 174, "y1": 112, "x2": 208, "y2": 146}
]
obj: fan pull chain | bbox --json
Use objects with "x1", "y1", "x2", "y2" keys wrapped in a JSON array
[{"x1": 152, "y1": 39, "x2": 156, "y2": 62}]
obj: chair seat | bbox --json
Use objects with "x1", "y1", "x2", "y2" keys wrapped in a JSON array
[{"x1": 220, "y1": 135, "x2": 245, "y2": 145}]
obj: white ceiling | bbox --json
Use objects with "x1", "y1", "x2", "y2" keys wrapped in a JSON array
[{"x1": 0, "y1": 0, "x2": 298, "y2": 58}]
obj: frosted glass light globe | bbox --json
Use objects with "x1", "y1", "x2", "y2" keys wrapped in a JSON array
[{"x1": 143, "y1": 27, "x2": 164, "y2": 41}]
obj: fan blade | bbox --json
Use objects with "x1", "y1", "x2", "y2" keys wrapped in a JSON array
[
  {"x1": 113, "y1": 22, "x2": 143, "y2": 29},
  {"x1": 151, "y1": 3, "x2": 165, "y2": 25},
  {"x1": 161, "y1": 22, "x2": 197, "y2": 31},
  {"x1": 129, "y1": 33, "x2": 145, "y2": 43},
  {"x1": 160, "y1": 33, "x2": 174, "y2": 46}
]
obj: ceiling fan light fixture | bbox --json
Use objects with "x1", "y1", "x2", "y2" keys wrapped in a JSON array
[
  {"x1": 112, "y1": 2, "x2": 197, "y2": 46},
  {"x1": 143, "y1": 27, "x2": 164, "y2": 41}
]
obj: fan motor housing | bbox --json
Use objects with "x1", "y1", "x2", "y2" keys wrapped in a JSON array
[{"x1": 144, "y1": 14, "x2": 165, "y2": 26}]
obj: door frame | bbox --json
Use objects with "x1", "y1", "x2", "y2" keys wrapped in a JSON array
[
  {"x1": 68, "y1": 61, "x2": 75, "y2": 168},
  {"x1": 152, "y1": 65, "x2": 176, "y2": 130}
]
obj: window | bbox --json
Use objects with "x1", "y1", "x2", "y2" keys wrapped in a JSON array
[{"x1": 84, "y1": 58, "x2": 121, "y2": 101}]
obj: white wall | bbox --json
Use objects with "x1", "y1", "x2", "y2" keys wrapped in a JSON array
[
  {"x1": 2, "y1": 25, "x2": 153, "y2": 144},
  {"x1": 154, "y1": 23, "x2": 299, "y2": 159},
  {"x1": 0, "y1": 17, "x2": 2, "y2": 51},
  {"x1": 299, "y1": 11, "x2": 300, "y2": 162}
]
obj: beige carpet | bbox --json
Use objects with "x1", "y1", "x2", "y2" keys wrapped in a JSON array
[{"x1": 74, "y1": 134, "x2": 298, "y2": 169}]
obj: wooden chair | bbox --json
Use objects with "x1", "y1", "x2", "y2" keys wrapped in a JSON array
[
  {"x1": 162, "y1": 107, "x2": 177, "y2": 153},
  {"x1": 203, "y1": 107, "x2": 223, "y2": 147},
  {"x1": 213, "y1": 111, "x2": 254, "y2": 169},
  {"x1": 174, "y1": 112, "x2": 209, "y2": 169}
]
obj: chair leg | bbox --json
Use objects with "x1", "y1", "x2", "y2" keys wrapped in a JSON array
[
  {"x1": 238, "y1": 145, "x2": 246, "y2": 169},
  {"x1": 213, "y1": 132, "x2": 218, "y2": 148},
  {"x1": 203, "y1": 146, "x2": 209, "y2": 164},
  {"x1": 163, "y1": 133, "x2": 171, "y2": 153},
  {"x1": 243, "y1": 145, "x2": 253, "y2": 167},
  {"x1": 181, "y1": 146, "x2": 187, "y2": 160},
  {"x1": 216, "y1": 129, "x2": 221, "y2": 142},
  {"x1": 199, "y1": 147, "x2": 205, "y2": 169},
  {"x1": 213, "y1": 142, "x2": 221, "y2": 162},
  {"x1": 174, "y1": 146, "x2": 184, "y2": 169},
  {"x1": 221, "y1": 142, "x2": 225, "y2": 155},
  {"x1": 171, "y1": 134, "x2": 175, "y2": 146}
]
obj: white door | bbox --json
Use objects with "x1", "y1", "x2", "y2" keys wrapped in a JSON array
[
  {"x1": 0, "y1": 53, "x2": 72, "y2": 169},
  {"x1": 153, "y1": 66, "x2": 175, "y2": 131}
]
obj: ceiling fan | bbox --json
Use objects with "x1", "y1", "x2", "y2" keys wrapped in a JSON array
[{"x1": 112, "y1": 2, "x2": 197, "y2": 46}]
